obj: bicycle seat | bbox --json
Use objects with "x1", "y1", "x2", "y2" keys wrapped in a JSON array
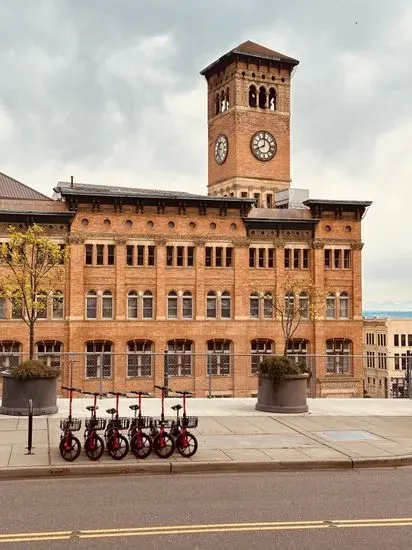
[
  {"x1": 129, "y1": 405, "x2": 139, "y2": 411},
  {"x1": 171, "y1": 404, "x2": 183, "y2": 411},
  {"x1": 106, "y1": 408, "x2": 116, "y2": 415},
  {"x1": 86, "y1": 405, "x2": 98, "y2": 412}
]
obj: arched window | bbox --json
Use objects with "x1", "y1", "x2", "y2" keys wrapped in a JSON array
[
  {"x1": 36, "y1": 341, "x2": 62, "y2": 367},
  {"x1": 249, "y1": 85, "x2": 257, "y2": 107},
  {"x1": 167, "y1": 340, "x2": 193, "y2": 376},
  {"x1": 339, "y1": 292, "x2": 349, "y2": 319},
  {"x1": 0, "y1": 341, "x2": 21, "y2": 371},
  {"x1": 167, "y1": 291, "x2": 178, "y2": 319},
  {"x1": 258, "y1": 86, "x2": 267, "y2": 109},
  {"x1": 221, "y1": 291, "x2": 231, "y2": 319},
  {"x1": 86, "y1": 290, "x2": 97, "y2": 319},
  {"x1": 102, "y1": 291, "x2": 113, "y2": 319},
  {"x1": 36, "y1": 291, "x2": 48, "y2": 319},
  {"x1": 207, "y1": 339, "x2": 232, "y2": 376},
  {"x1": 326, "y1": 339, "x2": 352, "y2": 374},
  {"x1": 299, "y1": 292, "x2": 309, "y2": 320},
  {"x1": 269, "y1": 87, "x2": 276, "y2": 111},
  {"x1": 182, "y1": 291, "x2": 193, "y2": 319},
  {"x1": 143, "y1": 290, "x2": 153, "y2": 319},
  {"x1": 263, "y1": 292, "x2": 274, "y2": 319},
  {"x1": 326, "y1": 293, "x2": 336, "y2": 319},
  {"x1": 221, "y1": 90, "x2": 226, "y2": 112},
  {"x1": 215, "y1": 93, "x2": 220, "y2": 115},
  {"x1": 85, "y1": 341, "x2": 113, "y2": 378},
  {"x1": 287, "y1": 339, "x2": 309, "y2": 366},
  {"x1": 225, "y1": 87, "x2": 230, "y2": 110},
  {"x1": 52, "y1": 290, "x2": 64, "y2": 319},
  {"x1": 285, "y1": 291, "x2": 294, "y2": 317},
  {"x1": 206, "y1": 291, "x2": 217, "y2": 319},
  {"x1": 250, "y1": 293, "x2": 259, "y2": 319},
  {"x1": 127, "y1": 340, "x2": 153, "y2": 377},
  {"x1": 127, "y1": 291, "x2": 138, "y2": 319},
  {"x1": 250, "y1": 339, "x2": 274, "y2": 374}
]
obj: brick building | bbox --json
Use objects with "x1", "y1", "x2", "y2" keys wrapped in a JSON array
[{"x1": 0, "y1": 41, "x2": 371, "y2": 397}]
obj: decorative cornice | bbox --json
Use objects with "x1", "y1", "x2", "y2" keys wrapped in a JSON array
[
  {"x1": 312, "y1": 241, "x2": 324, "y2": 249},
  {"x1": 351, "y1": 241, "x2": 364, "y2": 250}
]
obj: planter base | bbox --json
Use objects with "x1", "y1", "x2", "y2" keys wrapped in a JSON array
[
  {"x1": 255, "y1": 402, "x2": 308, "y2": 414},
  {"x1": 0, "y1": 404, "x2": 58, "y2": 416}
]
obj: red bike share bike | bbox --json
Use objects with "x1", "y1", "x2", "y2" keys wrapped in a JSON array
[
  {"x1": 104, "y1": 392, "x2": 130, "y2": 460},
  {"x1": 150, "y1": 385, "x2": 175, "y2": 458},
  {"x1": 59, "y1": 386, "x2": 82, "y2": 462},
  {"x1": 170, "y1": 390, "x2": 199, "y2": 457},
  {"x1": 128, "y1": 391, "x2": 153, "y2": 459},
  {"x1": 82, "y1": 391, "x2": 106, "y2": 461}
]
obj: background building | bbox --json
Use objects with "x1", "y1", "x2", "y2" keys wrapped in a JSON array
[
  {"x1": 0, "y1": 41, "x2": 371, "y2": 398},
  {"x1": 363, "y1": 318, "x2": 412, "y2": 398}
]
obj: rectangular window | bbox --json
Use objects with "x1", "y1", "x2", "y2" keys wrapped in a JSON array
[
  {"x1": 11, "y1": 299, "x2": 22, "y2": 319},
  {"x1": 344, "y1": 250, "x2": 351, "y2": 269},
  {"x1": 241, "y1": 191, "x2": 248, "y2": 198},
  {"x1": 86, "y1": 296, "x2": 97, "y2": 319},
  {"x1": 177, "y1": 246, "x2": 184, "y2": 267},
  {"x1": 220, "y1": 294, "x2": 231, "y2": 319},
  {"x1": 249, "y1": 248, "x2": 256, "y2": 268},
  {"x1": 182, "y1": 296, "x2": 193, "y2": 319},
  {"x1": 126, "y1": 245, "x2": 134, "y2": 266},
  {"x1": 394, "y1": 334, "x2": 399, "y2": 346},
  {"x1": 187, "y1": 247, "x2": 195, "y2": 267},
  {"x1": 258, "y1": 248, "x2": 265, "y2": 268},
  {"x1": 293, "y1": 249, "x2": 300, "y2": 269},
  {"x1": 137, "y1": 245, "x2": 145, "y2": 266},
  {"x1": 264, "y1": 297, "x2": 273, "y2": 319},
  {"x1": 284, "y1": 248, "x2": 291, "y2": 269},
  {"x1": 334, "y1": 249, "x2": 341, "y2": 269},
  {"x1": 85, "y1": 244, "x2": 93, "y2": 265},
  {"x1": 148, "y1": 246, "x2": 156, "y2": 266},
  {"x1": 142, "y1": 295, "x2": 153, "y2": 319},
  {"x1": 96, "y1": 245, "x2": 104, "y2": 266},
  {"x1": 58, "y1": 244, "x2": 65, "y2": 264},
  {"x1": 394, "y1": 354, "x2": 400, "y2": 369},
  {"x1": 266, "y1": 193, "x2": 273, "y2": 208},
  {"x1": 302, "y1": 249, "x2": 309, "y2": 269},
  {"x1": 166, "y1": 246, "x2": 174, "y2": 267},
  {"x1": 401, "y1": 334, "x2": 406, "y2": 347},
  {"x1": 215, "y1": 247, "x2": 223, "y2": 267},
  {"x1": 253, "y1": 193, "x2": 260, "y2": 207},
  {"x1": 324, "y1": 249, "x2": 331, "y2": 269},
  {"x1": 102, "y1": 295, "x2": 113, "y2": 319},
  {"x1": 168, "y1": 296, "x2": 178, "y2": 319},
  {"x1": 52, "y1": 293, "x2": 64, "y2": 319},
  {"x1": 107, "y1": 245, "x2": 115, "y2": 266},
  {"x1": 408, "y1": 334, "x2": 412, "y2": 347},
  {"x1": 225, "y1": 247, "x2": 233, "y2": 267},
  {"x1": 0, "y1": 298, "x2": 6, "y2": 320},
  {"x1": 205, "y1": 247, "x2": 213, "y2": 267},
  {"x1": 250, "y1": 296, "x2": 259, "y2": 319},
  {"x1": 268, "y1": 249, "x2": 275, "y2": 268}
]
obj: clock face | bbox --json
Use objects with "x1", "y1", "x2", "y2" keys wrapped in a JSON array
[
  {"x1": 214, "y1": 134, "x2": 228, "y2": 165},
  {"x1": 251, "y1": 131, "x2": 277, "y2": 161}
]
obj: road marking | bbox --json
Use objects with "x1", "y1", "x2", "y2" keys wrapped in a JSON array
[{"x1": 1, "y1": 518, "x2": 412, "y2": 543}]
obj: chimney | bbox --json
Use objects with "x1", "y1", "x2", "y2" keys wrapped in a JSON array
[{"x1": 70, "y1": 176, "x2": 74, "y2": 188}]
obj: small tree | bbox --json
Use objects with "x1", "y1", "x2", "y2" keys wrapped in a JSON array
[
  {"x1": 0, "y1": 224, "x2": 66, "y2": 359},
  {"x1": 257, "y1": 277, "x2": 325, "y2": 356}
]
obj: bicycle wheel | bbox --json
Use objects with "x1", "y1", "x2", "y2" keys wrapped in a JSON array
[
  {"x1": 84, "y1": 432, "x2": 105, "y2": 461},
  {"x1": 59, "y1": 433, "x2": 81, "y2": 462},
  {"x1": 107, "y1": 433, "x2": 129, "y2": 460},
  {"x1": 176, "y1": 431, "x2": 198, "y2": 458},
  {"x1": 131, "y1": 432, "x2": 153, "y2": 459},
  {"x1": 153, "y1": 431, "x2": 175, "y2": 459}
]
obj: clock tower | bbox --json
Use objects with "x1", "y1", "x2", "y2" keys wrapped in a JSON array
[{"x1": 201, "y1": 41, "x2": 299, "y2": 207}]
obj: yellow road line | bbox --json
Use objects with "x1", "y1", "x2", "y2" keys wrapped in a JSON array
[{"x1": 1, "y1": 518, "x2": 412, "y2": 544}]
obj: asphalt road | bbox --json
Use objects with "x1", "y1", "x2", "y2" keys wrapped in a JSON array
[{"x1": 1, "y1": 469, "x2": 412, "y2": 549}]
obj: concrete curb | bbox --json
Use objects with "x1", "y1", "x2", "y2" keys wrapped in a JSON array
[{"x1": 1, "y1": 454, "x2": 412, "y2": 480}]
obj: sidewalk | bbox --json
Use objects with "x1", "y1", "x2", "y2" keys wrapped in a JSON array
[{"x1": 1, "y1": 398, "x2": 412, "y2": 478}]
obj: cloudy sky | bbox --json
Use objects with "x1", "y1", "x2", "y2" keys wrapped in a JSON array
[{"x1": 1, "y1": 0, "x2": 411, "y2": 309}]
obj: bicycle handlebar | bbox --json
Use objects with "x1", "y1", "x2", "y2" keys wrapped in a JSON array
[
  {"x1": 174, "y1": 390, "x2": 194, "y2": 396},
  {"x1": 154, "y1": 385, "x2": 170, "y2": 391},
  {"x1": 82, "y1": 391, "x2": 101, "y2": 396},
  {"x1": 130, "y1": 391, "x2": 151, "y2": 396},
  {"x1": 106, "y1": 391, "x2": 128, "y2": 397},
  {"x1": 61, "y1": 386, "x2": 82, "y2": 393}
]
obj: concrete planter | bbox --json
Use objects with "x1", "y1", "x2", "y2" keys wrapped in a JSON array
[
  {"x1": 255, "y1": 373, "x2": 309, "y2": 413},
  {"x1": 0, "y1": 373, "x2": 58, "y2": 416}
]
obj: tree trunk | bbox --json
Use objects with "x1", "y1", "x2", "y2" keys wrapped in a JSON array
[{"x1": 29, "y1": 323, "x2": 35, "y2": 360}]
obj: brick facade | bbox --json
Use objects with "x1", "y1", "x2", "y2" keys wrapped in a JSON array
[{"x1": 0, "y1": 41, "x2": 372, "y2": 398}]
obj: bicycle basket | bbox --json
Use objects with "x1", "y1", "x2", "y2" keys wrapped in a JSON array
[
  {"x1": 60, "y1": 418, "x2": 82, "y2": 432},
  {"x1": 181, "y1": 416, "x2": 198, "y2": 429},
  {"x1": 85, "y1": 417, "x2": 106, "y2": 431},
  {"x1": 130, "y1": 416, "x2": 152, "y2": 430},
  {"x1": 154, "y1": 418, "x2": 172, "y2": 428},
  {"x1": 107, "y1": 417, "x2": 130, "y2": 430}
]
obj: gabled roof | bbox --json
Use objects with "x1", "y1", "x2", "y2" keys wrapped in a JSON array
[
  {"x1": 200, "y1": 40, "x2": 299, "y2": 77},
  {"x1": 0, "y1": 171, "x2": 50, "y2": 201}
]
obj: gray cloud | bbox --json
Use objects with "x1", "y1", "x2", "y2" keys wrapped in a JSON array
[{"x1": 1, "y1": 0, "x2": 412, "y2": 304}]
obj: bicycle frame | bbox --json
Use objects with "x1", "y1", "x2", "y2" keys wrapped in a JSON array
[
  {"x1": 61, "y1": 386, "x2": 81, "y2": 448},
  {"x1": 105, "y1": 392, "x2": 126, "y2": 450},
  {"x1": 154, "y1": 385, "x2": 169, "y2": 446},
  {"x1": 129, "y1": 390, "x2": 150, "y2": 445}
]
